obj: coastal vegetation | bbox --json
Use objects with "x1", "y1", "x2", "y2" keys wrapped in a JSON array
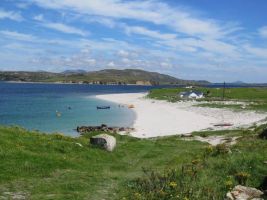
[
  {"x1": 148, "y1": 87, "x2": 267, "y2": 111},
  {"x1": 0, "y1": 124, "x2": 266, "y2": 199},
  {"x1": 0, "y1": 69, "x2": 209, "y2": 85}
]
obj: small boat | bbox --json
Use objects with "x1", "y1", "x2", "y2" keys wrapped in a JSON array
[
  {"x1": 97, "y1": 106, "x2": 111, "y2": 110},
  {"x1": 56, "y1": 111, "x2": 61, "y2": 117}
]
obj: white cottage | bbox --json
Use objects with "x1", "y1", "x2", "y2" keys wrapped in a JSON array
[{"x1": 179, "y1": 91, "x2": 204, "y2": 99}]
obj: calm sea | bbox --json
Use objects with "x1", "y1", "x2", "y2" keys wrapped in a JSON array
[
  {"x1": 0, "y1": 82, "x2": 250, "y2": 136},
  {"x1": 0, "y1": 82, "x2": 164, "y2": 136}
]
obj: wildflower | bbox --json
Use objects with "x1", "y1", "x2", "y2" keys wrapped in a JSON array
[
  {"x1": 225, "y1": 180, "x2": 233, "y2": 190},
  {"x1": 234, "y1": 172, "x2": 250, "y2": 185},
  {"x1": 134, "y1": 192, "x2": 141, "y2": 199},
  {"x1": 205, "y1": 145, "x2": 213, "y2": 153},
  {"x1": 169, "y1": 181, "x2": 177, "y2": 188}
]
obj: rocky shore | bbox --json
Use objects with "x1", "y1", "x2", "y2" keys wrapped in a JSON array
[{"x1": 77, "y1": 124, "x2": 134, "y2": 134}]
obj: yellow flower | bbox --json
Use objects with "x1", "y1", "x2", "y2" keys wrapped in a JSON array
[
  {"x1": 134, "y1": 192, "x2": 141, "y2": 199},
  {"x1": 225, "y1": 180, "x2": 233, "y2": 189},
  {"x1": 205, "y1": 145, "x2": 214, "y2": 153},
  {"x1": 169, "y1": 181, "x2": 177, "y2": 188}
]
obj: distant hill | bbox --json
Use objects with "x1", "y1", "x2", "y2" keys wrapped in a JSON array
[
  {"x1": 62, "y1": 69, "x2": 87, "y2": 75},
  {"x1": 0, "y1": 69, "x2": 209, "y2": 85}
]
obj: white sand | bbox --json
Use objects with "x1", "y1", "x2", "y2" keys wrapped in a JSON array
[{"x1": 95, "y1": 93, "x2": 266, "y2": 138}]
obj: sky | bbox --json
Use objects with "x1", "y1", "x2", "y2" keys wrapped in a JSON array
[{"x1": 0, "y1": 0, "x2": 267, "y2": 83}]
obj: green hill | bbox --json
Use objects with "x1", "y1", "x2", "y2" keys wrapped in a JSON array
[
  {"x1": 0, "y1": 125, "x2": 266, "y2": 199},
  {"x1": 0, "y1": 69, "x2": 209, "y2": 85}
]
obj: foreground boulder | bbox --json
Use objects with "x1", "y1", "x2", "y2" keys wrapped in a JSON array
[
  {"x1": 226, "y1": 185, "x2": 264, "y2": 200},
  {"x1": 90, "y1": 134, "x2": 116, "y2": 152}
]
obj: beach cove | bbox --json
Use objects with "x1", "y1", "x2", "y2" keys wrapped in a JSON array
[{"x1": 96, "y1": 93, "x2": 267, "y2": 138}]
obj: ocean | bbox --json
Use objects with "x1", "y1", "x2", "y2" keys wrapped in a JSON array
[
  {"x1": 0, "y1": 82, "x2": 249, "y2": 136},
  {"x1": 0, "y1": 82, "x2": 161, "y2": 136}
]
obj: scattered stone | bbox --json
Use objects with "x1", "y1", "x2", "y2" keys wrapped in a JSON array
[
  {"x1": 188, "y1": 135, "x2": 240, "y2": 146},
  {"x1": 90, "y1": 134, "x2": 116, "y2": 152},
  {"x1": 180, "y1": 133, "x2": 193, "y2": 137},
  {"x1": 2, "y1": 192, "x2": 28, "y2": 200},
  {"x1": 226, "y1": 185, "x2": 264, "y2": 200}
]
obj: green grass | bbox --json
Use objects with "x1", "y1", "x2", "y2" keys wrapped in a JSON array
[
  {"x1": 148, "y1": 87, "x2": 267, "y2": 111},
  {"x1": 197, "y1": 102, "x2": 267, "y2": 112},
  {"x1": 0, "y1": 126, "x2": 204, "y2": 199},
  {"x1": 0, "y1": 125, "x2": 266, "y2": 199},
  {"x1": 123, "y1": 129, "x2": 267, "y2": 200},
  {"x1": 149, "y1": 87, "x2": 267, "y2": 101}
]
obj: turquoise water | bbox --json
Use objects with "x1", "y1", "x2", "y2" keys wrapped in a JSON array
[{"x1": 0, "y1": 83, "x2": 157, "y2": 136}]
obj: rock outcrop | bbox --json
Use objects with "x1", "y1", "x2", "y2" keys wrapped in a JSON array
[
  {"x1": 226, "y1": 185, "x2": 264, "y2": 200},
  {"x1": 77, "y1": 124, "x2": 134, "y2": 134},
  {"x1": 90, "y1": 134, "x2": 116, "y2": 152}
]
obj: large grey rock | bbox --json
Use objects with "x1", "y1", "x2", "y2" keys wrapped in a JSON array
[
  {"x1": 226, "y1": 185, "x2": 264, "y2": 200},
  {"x1": 90, "y1": 134, "x2": 116, "y2": 152}
]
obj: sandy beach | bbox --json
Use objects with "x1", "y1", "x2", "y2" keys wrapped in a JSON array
[{"x1": 96, "y1": 93, "x2": 267, "y2": 138}]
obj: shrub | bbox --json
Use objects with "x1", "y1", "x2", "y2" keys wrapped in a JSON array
[{"x1": 234, "y1": 172, "x2": 250, "y2": 185}]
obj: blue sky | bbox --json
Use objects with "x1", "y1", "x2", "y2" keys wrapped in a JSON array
[{"x1": 0, "y1": 0, "x2": 267, "y2": 82}]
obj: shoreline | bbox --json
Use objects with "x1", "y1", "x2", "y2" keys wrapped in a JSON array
[{"x1": 95, "y1": 93, "x2": 267, "y2": 138}]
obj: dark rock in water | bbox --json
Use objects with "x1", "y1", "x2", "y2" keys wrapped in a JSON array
[
  {"x1": 90, "y1": 134, "x2": 116, "y2": 151},
  {"x1": 259, "y1": 129, "x2": 267, "y2": 139}
]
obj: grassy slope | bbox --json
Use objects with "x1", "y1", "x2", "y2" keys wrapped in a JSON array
[
  {"x1": 148, "y1": 87, "x2": 267, "y2": 111},
  {"x1": 0, "y1": 126, "x2": 266, "y2": 199},
  {"x1": 0, "y1": 126, "x2": 204, "y2": 200}
]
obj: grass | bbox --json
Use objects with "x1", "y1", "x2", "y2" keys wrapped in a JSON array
[
  {"x1": 0, "y1": 126, "x2": 204, "y2": 199},
  {"x1": 123, "y1": 127, "x2": 267, "y2": 200},
  {"x1": 148, "y1": 87, "x2": 267, "y2": 101},
  {"x1": 0, "y1": 125, "x2": 266, "y2": 199},
  {"x1": 148, "y1": 87, "x2": 267, "y2": 111}
]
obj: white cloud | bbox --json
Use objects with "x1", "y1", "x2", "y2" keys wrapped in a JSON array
[
  {"x1": 0, "y1": 9, "x2": 23, "y2": 21},
  {"x1": 33, "y1": 14, "x2": 44, "y2": 21},
  {"x1": 41, "y1": 22, "x2": 89, "y2": 36},
  {"x1": 84, "y1": 16, "x2": 116, "y2": 28},
  {"x1": 244, "y1": 45, "x2": 267, "y2": 58},
  {"x1": 16, "y1": 3, "x2": 31, "y2": 9},
  {"x1": 259, "y1": 26, "x2": 267, "y2": 38},
  {"x1": 30, "y1": 0, "x2": 237, "y2": 38},
  {"x1": 124, "y1": 25, "x2": 177, "y2": 40},
  {"x1": 160, "y1": 62, "x2": 172, "y2": 69},
  {"x1": 33, "y1": 14, "x2": 89, "y2": 37},
  {"x1": 117, "y1": 50, "x2": 129, "y2": 57},
  {"x1": 0, "y1": 30, "x2": 36, "y2": 42},
  {"x1": 107, "y1": 61, "x2": 115, "y2": 68}
]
